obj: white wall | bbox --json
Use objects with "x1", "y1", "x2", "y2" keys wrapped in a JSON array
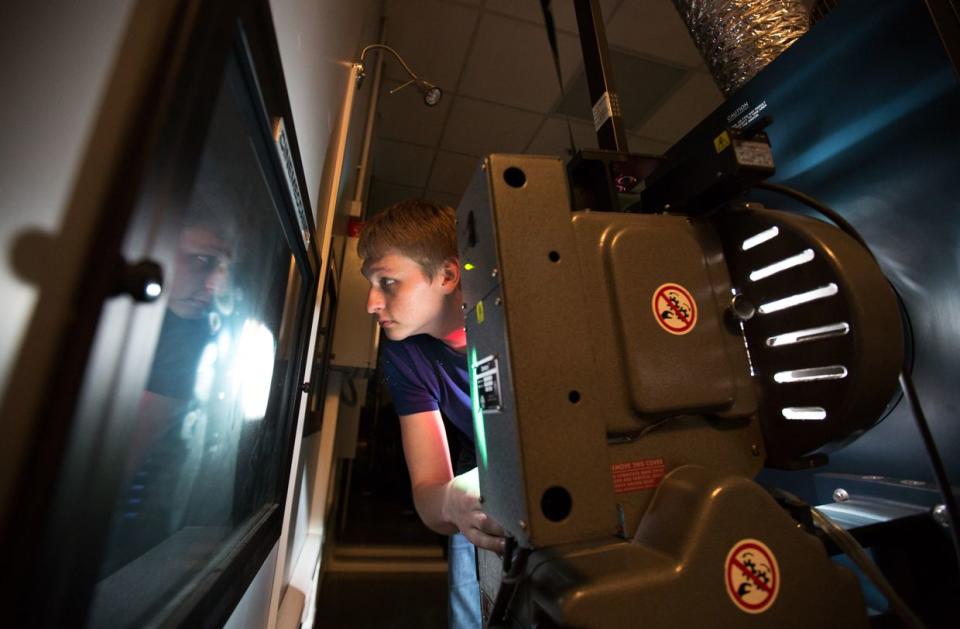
[
  {"x1": 264, "y1": 0, "x2": 383, "y2": 627},
  {"x1": 0, "y1": 0, "x2": 142, "y2": 521},
  {"x1": 225, "y1": 542, "x2": 280, "y2": 629},
  {"x1": 270, "y1": 0, "x2": 382, "y2": 213},
  {"x1": 0, "y1": 1, "x2": 136, "y2": 399}
]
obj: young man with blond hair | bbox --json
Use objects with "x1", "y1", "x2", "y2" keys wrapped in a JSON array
[{"x1": 359, "y1": 199, "x2": 504, "y2": 628}]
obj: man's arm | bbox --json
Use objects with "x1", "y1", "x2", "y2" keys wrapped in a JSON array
[{"x1": 399, "y1": 410, "x2": 506, "y2": 552}]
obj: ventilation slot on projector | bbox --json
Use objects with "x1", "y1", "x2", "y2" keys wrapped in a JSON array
[
  {"x1": 742, "y1": 226, "x2": 780, "y2": 251},
  {"x1": 758, "y1": 283, "x2": 838, "y2": 314},
  {"x1": 750, "y1": 249, "x2": 815, "y2": 282},
  {"x1": 782, "y1": 407, "x2": 827, "y2": 421},
  {"x1": 766, "y1": 322, "x2": 850, "y2": 347},
  {"x1": 774, "y1": 365, "x2": 848, "y2": 383}
]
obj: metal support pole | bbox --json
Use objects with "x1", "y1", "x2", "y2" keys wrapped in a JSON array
[
  {"x1": 353, "y1": 18, "x2": 387, "y2": 210},
  {"x1": 573, "y1": 0, "x2": 629, "y2": 152}
]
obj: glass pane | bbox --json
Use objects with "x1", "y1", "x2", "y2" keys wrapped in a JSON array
[{"x1": 88, "y1": 56, "x2": 295, "y2": 628}]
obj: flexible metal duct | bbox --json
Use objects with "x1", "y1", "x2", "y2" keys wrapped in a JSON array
[{"x1": 672, "y1": 0, "x2": 811, "y2": 96}]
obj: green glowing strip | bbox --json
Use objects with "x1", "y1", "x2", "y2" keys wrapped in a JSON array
[{"x1": 467, "y1": 345, "x2": 489, "y2": 470}]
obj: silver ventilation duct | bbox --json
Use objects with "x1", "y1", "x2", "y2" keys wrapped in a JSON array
[{"x1": 672, "y1": 0, "x2": 812, "y2": 96}]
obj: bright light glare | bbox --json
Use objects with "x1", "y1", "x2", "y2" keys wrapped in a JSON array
[
  {"x1": 193, "y1": 342, "x2": 219, "y2": 402},
  {"x1": 467, "y1": 346, "x2": 489, "y2": 470},
  {"x1": 749, "y1": 249, "x2": 815, "y2": 282},
  {"x1": 145, "y1": 282, "x2": 162, "y2": 298},
  {"x1": 774, "y1": 365, "x2": 848, "y2": 383},
  {"x1": 742, "y1": 226, "x2": 779, "y2": 251},
  {"x1": 759, "y1": 283, "x2": 838, "y2": 314},
  {"x1": 782, "y1": 407, "x2": 827, "y2": 421},
  {"x1": 766, "y1": 322, "x2": 850, "y2": 347},
  {"x1": 218, "y1": 329, "x2": 232, "y2": 356},
  {"x1": 234, "y1": 319, "x2": 276, "y2": 420}
]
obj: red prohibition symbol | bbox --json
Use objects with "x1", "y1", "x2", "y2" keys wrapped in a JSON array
[
  {"x1": 725, "y1": 539, "x2": 780, "y2": 614},
  {"x1": 651, "y1": 283, "x2": 697, "y2": 335}
]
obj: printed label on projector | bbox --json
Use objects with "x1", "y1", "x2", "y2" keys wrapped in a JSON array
[
  {"x1": 612, "y1": 458, "x2": 666, "y2": 493},
  {"x1": 474, "y1": 354, "x2": 502, "y2": 412}
]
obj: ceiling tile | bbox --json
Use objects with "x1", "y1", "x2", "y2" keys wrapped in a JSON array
[
  {"x1": 367, "y1": 180, "x2": 425, "y2": 217},
  {"x1": 485, "y1": 0, "x2": 621, "y2": 34},
  {"x1": 637, "y1": 71, "x2": 723, "y2": 143},
  {"x1": 425, "y1": 189, "x2": 464, "y2": 209},
  {"x1": 382, "y1": 0, "x2": 479, "y2": 89},
  {"x1": 627, "y1": 133, "x2": 672, "y2": 155},
  {"x1": 440, "y1": 96, "x2": 542, "y2": 155},
  {"x1": 555, "y1": 48, "x2": 687, "y2": 131},
  {"x1": 376, "y1": 78, "x2": 451, "y2": 146},
  {"x1": 458, "y1": 12, "x2": 582, "y2": 113},
  {"x1": 526, "y1": 117, "x2": 599, "y2": 157},
  {"x1": 428, "y1": 151, "x2": 483, "y2": 195},
  {"x1": 372, "y1": 138, "x2": 436, "y2": 187},
  {"x1": 606, "y1": 0, "x2": 704, "y2": 68}
]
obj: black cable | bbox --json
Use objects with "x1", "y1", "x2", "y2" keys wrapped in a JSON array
[
  {"x1": 488, "y1": 539, "x2": 530, "y2": 627},
  {"x1": 753, "y1": 181, "x2": 960, "y2": 572},
  {"x1": 810, "y1": 507, "x2": 926, "y2": 628},
  {"x1": 754, "y1": 182, "x2": 874, "y2": 256},
  {"x1": 766, "y1": 486, "x2": 926, "y2": 627},
  {"x1": 874, "y1": 289, "x2": 916, "y2": 424},
  {"x1": 898, "y1": 371, "x2": 960, "y2": 571}
]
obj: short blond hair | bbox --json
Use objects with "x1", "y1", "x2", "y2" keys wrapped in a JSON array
[{"x1": 357, "y1": 200, "x2": 457, "y2": 277}]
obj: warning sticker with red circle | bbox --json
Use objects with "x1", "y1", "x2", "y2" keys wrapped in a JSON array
[
  {"x1": 651, "y1": 283, "x2": 697, "y2": 335},
  {"x1": 725, "y1": 538, "x2": 780, "y2": 614}
]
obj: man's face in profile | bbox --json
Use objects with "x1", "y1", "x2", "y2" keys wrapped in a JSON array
[{"x1": 168, "y1": 225, "x2": 233, "y2": 319}]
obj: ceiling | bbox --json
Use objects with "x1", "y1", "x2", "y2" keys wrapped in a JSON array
[{"x1": 366, "y1": 0, "x2": 724, "y2": 213}]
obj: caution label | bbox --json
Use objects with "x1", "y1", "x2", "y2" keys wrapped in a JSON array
[
  {"x1": 651, "y1": 283, "x2": 697, "y2": 335},
  {"x1": 611, "y1": 458, "x2": 666, "y2": 493},
  {"x1": 714, "y1": 130, "x2": 731, "y2": 153},
  {"x1": 725, "y1": 539, "x2": 780, "y2": 614}
]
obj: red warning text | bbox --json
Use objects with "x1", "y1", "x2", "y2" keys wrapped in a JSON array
[{"x1": 612, "y1": 458, "x2": 666, "y2": 493}]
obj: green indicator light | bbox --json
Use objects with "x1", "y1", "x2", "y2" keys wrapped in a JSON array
[
  {"x1": 464, "y1": 263, "x2": 475, "y2": 271},
  {"x1": 467, "y1": 345, "x2": 489, "y2": 470}
]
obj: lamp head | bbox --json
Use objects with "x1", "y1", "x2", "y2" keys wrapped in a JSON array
[{"x1": 418, "y1": 81, "x2": 442, "y2": 106}]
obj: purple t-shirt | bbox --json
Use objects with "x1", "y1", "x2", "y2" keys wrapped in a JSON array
[{"x1": 381, "y1": 334, "x2": 476, "y2": 472}]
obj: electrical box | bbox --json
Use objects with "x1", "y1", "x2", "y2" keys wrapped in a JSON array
[{"x1": 329, "y1": 235, "x2": 379, "y2": 372}]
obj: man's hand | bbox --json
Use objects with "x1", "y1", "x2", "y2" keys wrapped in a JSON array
[
  {"x1": 398, "y1": 411, "x2": 506, "y2": 550},
  {"x1": 442, "y1": 467, "x2": 506, "y2": 553}
]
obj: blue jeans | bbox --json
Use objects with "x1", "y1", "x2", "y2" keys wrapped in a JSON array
[{"x1": 448, "y1": 533, "x2": 481, "y2": 629}]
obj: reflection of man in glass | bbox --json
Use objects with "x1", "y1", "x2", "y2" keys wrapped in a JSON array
[
  {"x1": 103, "y1": 192, "x2": 238, "y2": 576},
  {"x1": 146, "y1": 210, "x2": 235, "y2": 399},
  {"x1": 167, "y1": 222, "x2": 233, "y2": 319}
]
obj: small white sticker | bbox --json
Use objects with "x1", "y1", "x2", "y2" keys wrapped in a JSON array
[
  {"x1": 273, "y1": 117, "x2": 311, "y2": 248},
  {"x1": 733, "y1": 140, "x2": 775, "y2": 168},
  {"x1": 592, "y1": 91, "x2": 619, "y2": 132}
]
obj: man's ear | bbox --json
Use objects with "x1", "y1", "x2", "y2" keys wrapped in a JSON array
[{"x1": 437, "y1": 257, "x2": 461, "y2": 293}]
